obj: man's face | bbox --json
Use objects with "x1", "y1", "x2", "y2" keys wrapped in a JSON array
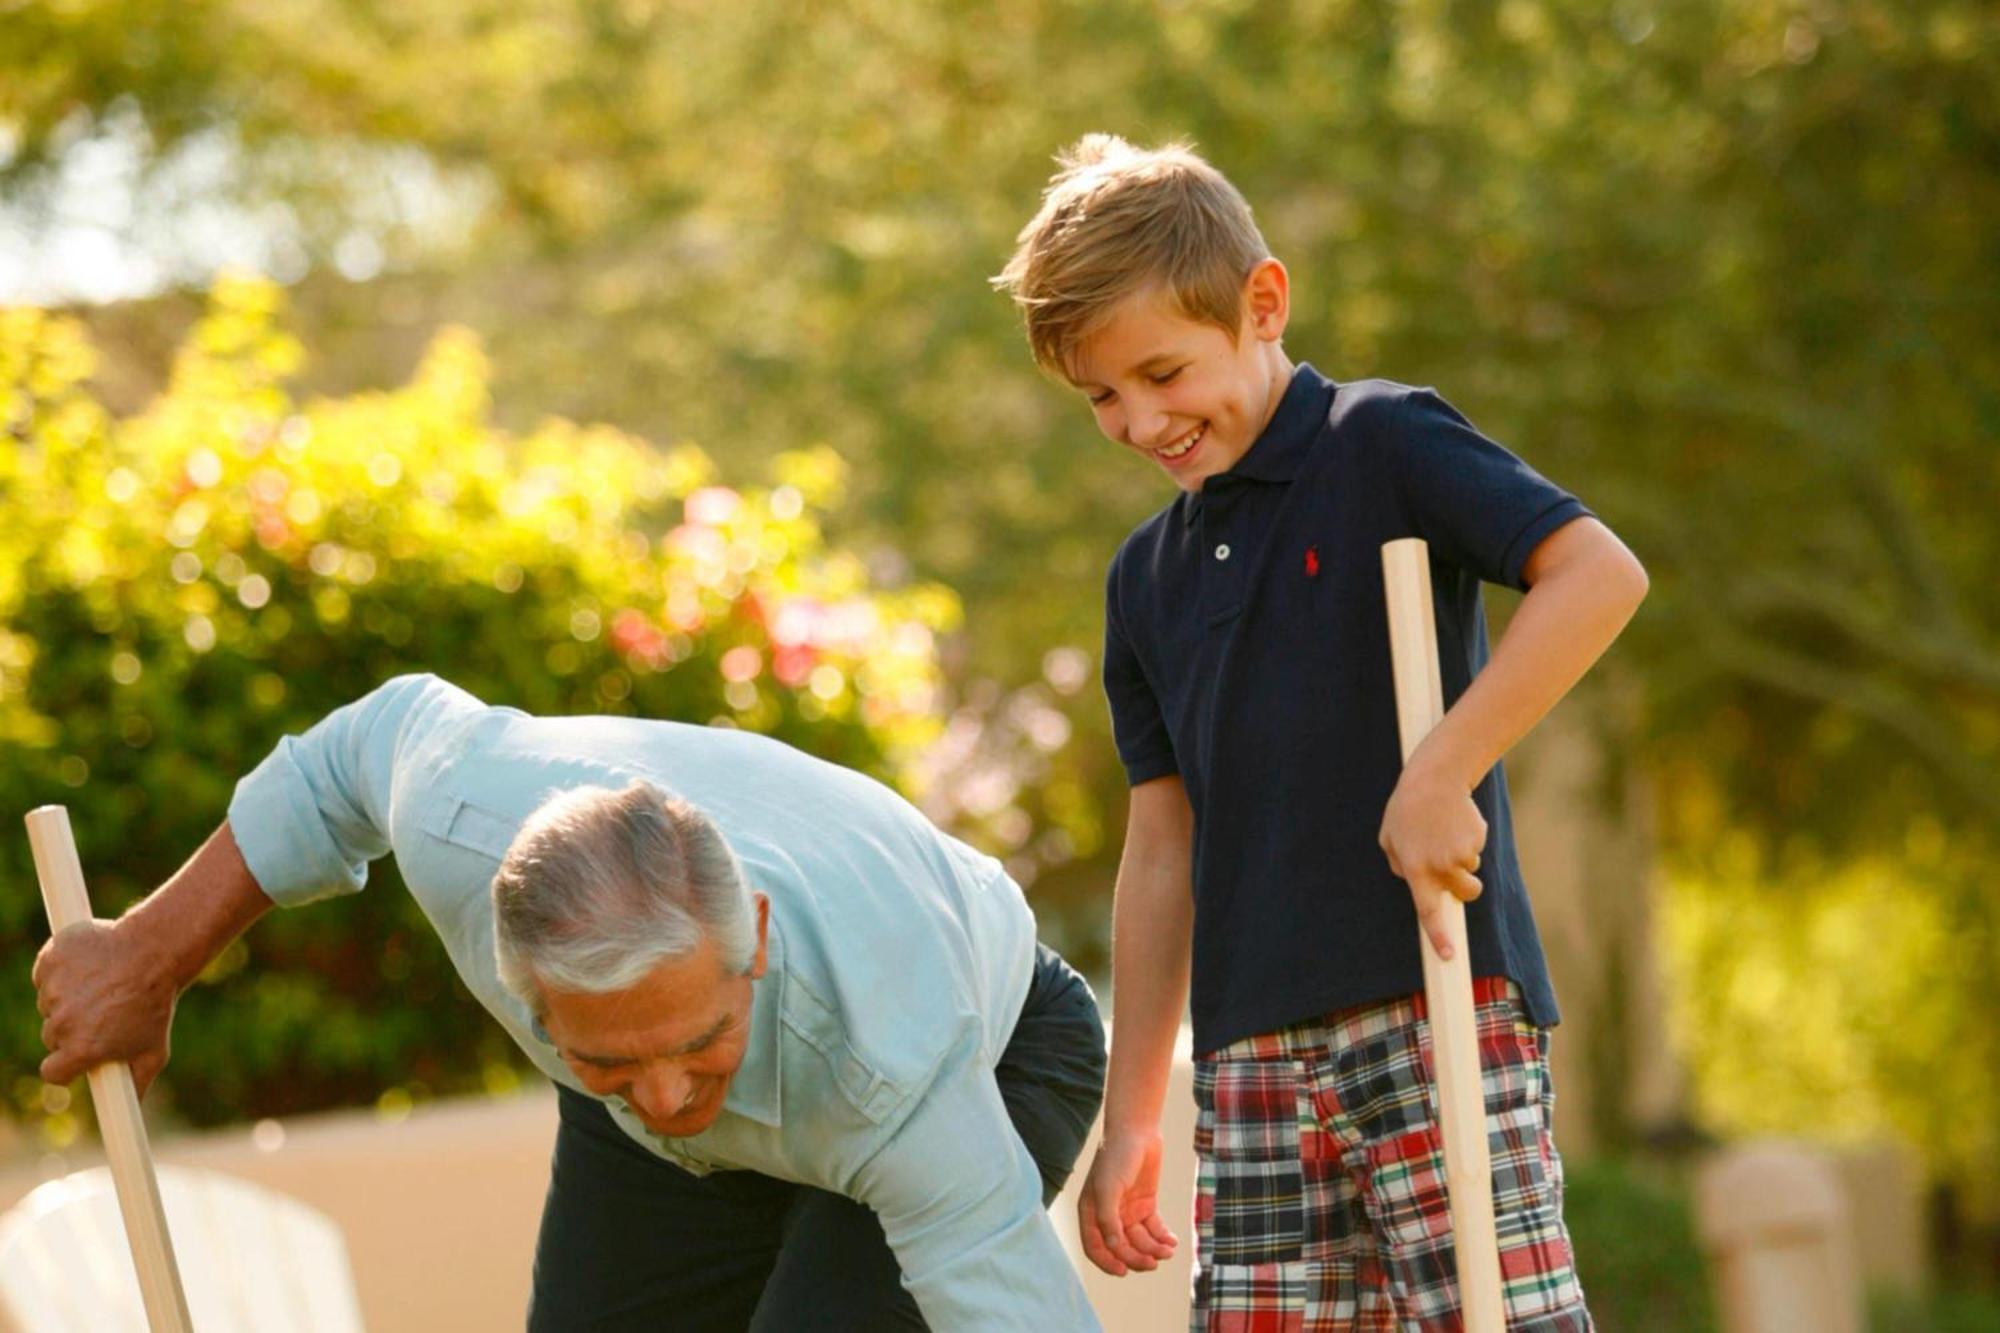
[
  {"x1": 1066, "y1": 260, "x2": 1292, "y2": 494},
  {"x1": 539, "y1": 894, "x2": 769, "y2": 1137}
]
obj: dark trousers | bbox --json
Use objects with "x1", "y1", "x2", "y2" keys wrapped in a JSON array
[{"x1": 526, "y1": 944, "x2": 1106, "y2": 1331}]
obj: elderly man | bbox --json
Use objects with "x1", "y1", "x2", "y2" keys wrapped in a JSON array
[{"x1": 33, "y1": 674, "x2": 1107, "y2": 1331}]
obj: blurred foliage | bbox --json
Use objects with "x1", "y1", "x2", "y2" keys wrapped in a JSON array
[
  {"x1": 8, "y1": 0, "x2": 1993, "y2": 904},
  {"x1": 1662, "y1": 846, "x2": 1998, "y2": 1220},
  {"x1": 1564, "y1": 1157, "x2": 1718, "y2": 1333},
  {"x1": 5, "y1": 0, "x2": 1992, "y2": 826},
  {"x1": 0, "y1": 276, "x2": 959, "y2": 1134},
  {"x1": 4, "y1": 0, "x2": 1997, "y2": 1238},
  {"x1": 1871, "y1": 1284, "x2": 2000, "y2": 1333}
]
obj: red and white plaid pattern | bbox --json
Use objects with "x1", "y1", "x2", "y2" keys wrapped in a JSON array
[{"x1": 1190, "y1": 977, "x2": 1592, "y2": 1332}]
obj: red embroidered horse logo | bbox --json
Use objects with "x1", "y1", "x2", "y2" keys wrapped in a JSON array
[{"x1": 1305, "y1": 545, "x2": 1321, "y2": 578}]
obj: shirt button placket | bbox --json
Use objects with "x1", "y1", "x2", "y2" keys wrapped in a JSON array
[{"x1": 1199, "y1": 491, "x2": 1245, "y2": 623}]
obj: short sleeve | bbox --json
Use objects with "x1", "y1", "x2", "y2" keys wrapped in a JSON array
[
  {"x1": 1387, "y1": 388, "x2": 1592, "y2": 590},
  {"x1": 1102, "y1": 554, "x2": 1177, "y2": 787}
]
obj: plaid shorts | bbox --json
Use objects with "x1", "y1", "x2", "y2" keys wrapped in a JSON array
[{"x1": 1190, "y1": 977, "x2": 1592, "y2": 1332}]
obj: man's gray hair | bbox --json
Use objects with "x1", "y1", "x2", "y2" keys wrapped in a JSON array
[{"x1": 491, "y1": 780, "x2": 756, "y2": 1007}]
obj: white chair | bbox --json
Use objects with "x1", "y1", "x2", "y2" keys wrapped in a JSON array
[{"x1": 0, "y1": 1164, "x2": 366, "y2": 1332}]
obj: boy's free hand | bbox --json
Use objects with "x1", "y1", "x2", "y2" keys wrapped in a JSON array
[
  {"x1": 1378, "y1": 761, "x2": 1488, "y2": 961},
  {"x1": 1077, "y1": 1127, "x2": 1180, "y2": 1277},
  {"x1": 32, "y1": 917, "x2": 179, "y2": 1095}
]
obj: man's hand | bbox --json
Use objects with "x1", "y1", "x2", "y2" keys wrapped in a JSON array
[
  {"x1": 33, "y1": 918, "x2": 179, "y2": 1095},
  {"x1": 1077, "y1": 1127, "x2": 1179, "y2": 1277},
  {"x1": 1378, "y1": 761, "x2": 1488, "y2": 961}
]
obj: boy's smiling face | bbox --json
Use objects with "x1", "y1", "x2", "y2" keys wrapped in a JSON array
[{"x1": 1067, "y1": 259, "x2": 1293, "y2": 493}]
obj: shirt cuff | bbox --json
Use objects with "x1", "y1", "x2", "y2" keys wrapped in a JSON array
[
  {"x1": 1499, "y1": 499, "x2": 1593, "y2": 591},
  {"x1": 1120, "y1": 752, "x2": 1179, "y2": 788},
  {"x1": 227, "y1": 737, "x2": 370, "y2": 908}
]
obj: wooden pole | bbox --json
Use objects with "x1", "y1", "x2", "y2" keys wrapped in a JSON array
[
  {"x1": 26, "y1": 805, "x2": 194, "y2": 1333},
  {"x1": 1381, "y1": 539, "x2": 1505, "y2": 1331}
]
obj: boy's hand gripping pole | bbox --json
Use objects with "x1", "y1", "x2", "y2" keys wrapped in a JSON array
[
  {"x1": 27, "y1": 805, "x2": 195, "y2": 1333},
  {"x1": 1380, "y1": 541, "x2": 1505, "y2": 1332}
]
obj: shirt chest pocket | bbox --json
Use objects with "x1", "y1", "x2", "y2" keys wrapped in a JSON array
[
  {"x1": 781, "y1": 975, "x2": 906, "y2": 1125},
  {"x1": 406, "y1": 795, "x2": 524, "y2": 948},
  {"x1": 386, "y1": 794, "x2": 527, "y2": 1004},
  {"x1": 424, "y1": 795, "x2": 520, "y2": 862}
]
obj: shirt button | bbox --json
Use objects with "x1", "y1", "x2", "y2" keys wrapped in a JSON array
[{"x1": 1215, "y1": 544, "x2": 1232, "y2": 561}]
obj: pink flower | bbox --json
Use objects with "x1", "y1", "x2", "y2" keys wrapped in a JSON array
[
  {"x1": 720, "y1": 645, "x2": 763, "y2": 682},
  {"x1": 772, "y1": 644, "x2": 816, "y2": 688}
]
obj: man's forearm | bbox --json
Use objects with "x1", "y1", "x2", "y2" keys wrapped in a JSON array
[
  {"x1": 858, "y1": 1054, "x2": 1104, "y2": 1329},
  {"x1": 36, "y1": 821, "x2": 277, "y2": 1089},
  {"x1": 121, "y1": 822, "x2": 275, "y2": 991}
]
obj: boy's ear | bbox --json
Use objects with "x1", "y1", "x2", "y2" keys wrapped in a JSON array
[{"x1": 1243, "y1": 259, "x2": 1290, "y2": 342}]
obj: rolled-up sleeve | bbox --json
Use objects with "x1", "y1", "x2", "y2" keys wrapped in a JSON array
[
  {"x1": 849, "y1": 1046, "x2": 1101, "y2": 1331},
  {"x1": 227, "y1": 673, "x2": 475, "y2": 907}
]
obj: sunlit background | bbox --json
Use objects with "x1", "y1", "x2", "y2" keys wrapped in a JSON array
[{"x1": 2, "y1": 3, "x2": 1994, "y2": 1328}]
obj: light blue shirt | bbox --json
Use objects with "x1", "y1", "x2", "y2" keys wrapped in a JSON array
[{"x1": 228, "y1": 674, "x2": 1101, "y2": 1331}]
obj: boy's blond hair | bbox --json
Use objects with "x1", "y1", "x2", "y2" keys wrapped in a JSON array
[{"x1": 994, "y1": 134, "x2": 1270, "y2": 379}]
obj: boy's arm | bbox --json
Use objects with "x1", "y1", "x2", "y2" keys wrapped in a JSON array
[
  {"x1": 1380, "y1": 516, "x2": 1649, "y2": 950},
  {"x1": 1078, "y1": 774, "x2": 1194, "y2": 1277}
]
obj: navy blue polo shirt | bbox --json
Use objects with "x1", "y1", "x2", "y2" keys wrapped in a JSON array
[{"x1": 1102, "y1": 363, "x2": 1591, "y2": 1053}]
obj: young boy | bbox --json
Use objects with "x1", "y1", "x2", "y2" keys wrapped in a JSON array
[{"x1": 995, "y1": 135, "x2": 1648, "y2": 1331}]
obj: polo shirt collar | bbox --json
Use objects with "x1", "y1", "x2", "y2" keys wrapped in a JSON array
[
  {"x1": 1182, "y1": 362, "x2": 1333, "y2": 526},
  {"x1": 720, "y1": 906, "x2": 785, "y2": 1127}
]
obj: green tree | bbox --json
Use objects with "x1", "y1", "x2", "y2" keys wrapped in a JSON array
[
  {"x1": 7, "y1": 0, "x2": 1996, "y2": 1230},
  {"x1": 0, "y1": 275, "x2": 957, "y2": 1137},
  {"x1": 10, "y1": 0, "x2": 1992, "y2": 862}
]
